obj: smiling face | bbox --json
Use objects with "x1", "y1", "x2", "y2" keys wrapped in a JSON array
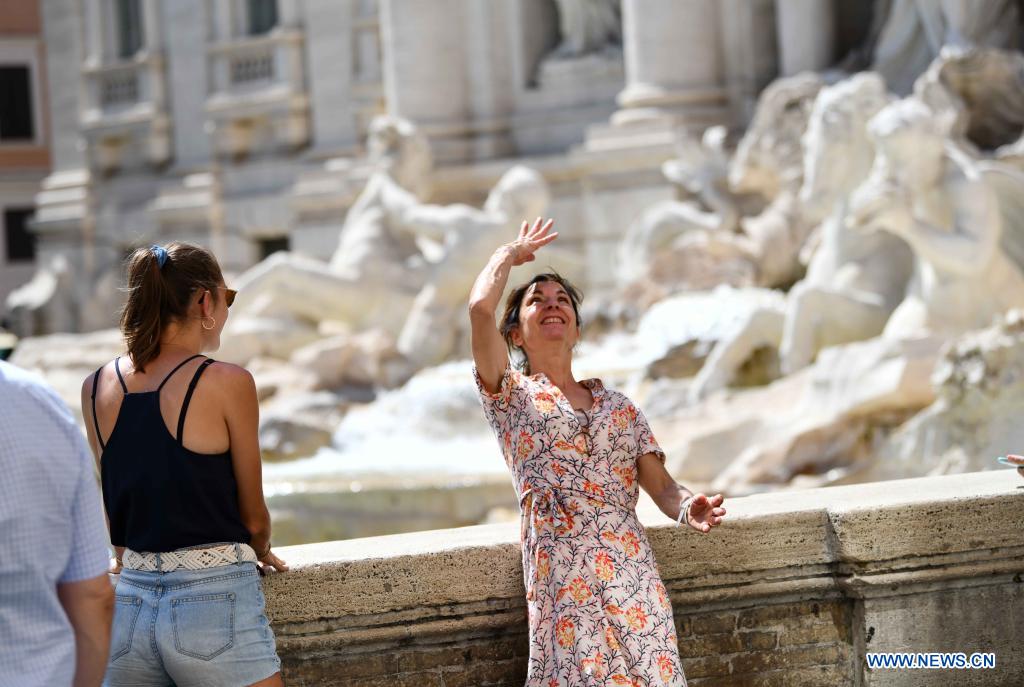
[{"x1": 501, "y1": 274, "x2": 584, "y2": 370}]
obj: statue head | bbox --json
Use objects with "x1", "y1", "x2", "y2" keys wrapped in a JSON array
[
  {"x1": 730, "y1": 73, "x2": 825, "y2": 198},
  {"x1": 484, "y1": 166, "x2": 551, "y2": 223},
  {"x1": 367, "y1": 115, "x2": 433, "y2": 198},
  {"x1": 800, "y1": 73, "x2": 892, "y2": 216},
  {"x1": 868, "y1": 98, "x2": 955, "y2": 186}
]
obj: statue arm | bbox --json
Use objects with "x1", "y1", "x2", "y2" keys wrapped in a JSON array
[
  {"x1": 898, "y1": 183, "x2": 999, "y2": 276},
  {"x1": 398, "y1": 203, "x2": 490, "y2": 243}
]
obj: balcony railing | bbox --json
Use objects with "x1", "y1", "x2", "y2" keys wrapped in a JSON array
[
  {"x1": 82, "y1": 54, "x2": 166, "y2": 123},
  {"x1": 206, "y1": 29, "x2": 310, "y2": 156},
  {"x1": 99, "y1": 67, "x2": 139, "y2": 107},
  {"x1": 80, "y1": 53, "x2": 171, "y2": 170}
]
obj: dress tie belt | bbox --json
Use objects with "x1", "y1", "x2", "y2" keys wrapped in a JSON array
[{"x1": 519, "y1": 485, "x2": 630, "y2": 532}]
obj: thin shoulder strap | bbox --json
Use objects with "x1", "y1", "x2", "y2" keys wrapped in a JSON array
[
  {"x1": 113, "y1": 356, "x2": 128, "y2": 393},
  {"x1": 90, "y1": 366, "x2": 106, "y2": 451},
  {"x1": 177, "y1": 358, "x2": 215, "y2": 445},
  {"x1": 156, "y1": 354, "x2": 204, "y2": 393}
]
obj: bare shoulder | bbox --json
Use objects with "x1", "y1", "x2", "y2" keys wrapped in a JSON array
[
  {"x1": 80, "y1": 359, "x2": 113, "y2": 397},
  {"x1": 205, "y1": 360, "x2": 256, "y2": 392},
  {"x1": 203, "y1": 362, "x2": 257, "y2": 421}
]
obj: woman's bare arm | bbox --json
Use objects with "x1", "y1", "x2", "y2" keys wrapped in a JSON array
[
  {"x1": 637, "y1": 454, "x2": 726, "y2": 533},
  {"x1": 219, "y1": 365, "x2": 288, "y2": 571},
  {"x1": 468, "y1": 218, "x2": 557, "y2": 392},
  {"x1": 80, "y1": 371, "x2": 122, "y2": 571}
]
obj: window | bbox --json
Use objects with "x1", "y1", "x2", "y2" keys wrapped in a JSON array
[
  {"x1": 247, "y1": 0, "x2": 278, "y2": 35},
  {"x1": 0, "y1": 66, "x2": 34, "y2": 141},
  {"x1": 116, "y1": 0, "x2": 145, "y2": 59},
  {"x1": 259, "y1": 236, "x2": 289, "y2": 260},
  {"x1": 4, "y1": 208, "x2": 36, "y2": 263}
]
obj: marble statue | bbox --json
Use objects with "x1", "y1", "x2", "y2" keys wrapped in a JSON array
[
  {"x1": 618, "y1": 73, "x2": 827, "y2": 294},
  {"x1": 728, "y1": 73, "x2": 825, "y2": 201},
  {"x1": 221, "y1": 116, "x2": 435, "y2": 362},
  {"x1": 328, "y1": 115, "x2": 433, "y2": 286},
  {"x1": 222, "y1": 120, "x2": 552, "y2": 379},
  {"x1": 397, "y1": 166, "x2": 550, "y2": 369},
  {"x1": 850, "y1": 97, "x2": 1024, "y2": 340},
  {"x1": 617, "y1": 126, "x2": 741, "y2": 285},
  {"x1": 871, "y1": 0, "x2": 1021, "y2": 94},
  {"x1": 4, "y1": 255, "x2": 76, "y2": 337},
  {"x1": 551, "y1": 0, "x2": 621, "y2": 58},
  {"x1": 618, "y1": 74, "x2": 824, "y2": 292},
  {"x1": 691, "y1": 74, "x2": 915, "y2": 400},
  {"x1": 720, "y1": 72, "x2": 828, "y2": 289}
]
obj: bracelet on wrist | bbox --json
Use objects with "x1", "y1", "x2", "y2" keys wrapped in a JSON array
[{"x1": 675, "y1": 496, "x2": 693, "y2": 528}]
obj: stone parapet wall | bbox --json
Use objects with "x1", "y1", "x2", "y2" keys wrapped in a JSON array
[{"x1": 265, "y1": 471, "x2": 1024, "y2": 686}]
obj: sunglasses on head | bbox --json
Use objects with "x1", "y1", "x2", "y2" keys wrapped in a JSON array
[{"x1": 198, "y1": 287, "x2": 237, "y2": 308}]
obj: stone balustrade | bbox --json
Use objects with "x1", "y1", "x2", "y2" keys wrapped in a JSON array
[
  {"x1": 205, "y1": 28, "x2": 310, "y2": 157},
  {"x1": 79, "y1": 52, "x2": 171, "y2": 170},
  {"x1": 264, "y1": 470, "x2": 1024, "y2": 686}
]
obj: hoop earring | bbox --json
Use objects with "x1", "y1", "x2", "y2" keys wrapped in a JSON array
[{"x1": 202, "y1": 316, "x2": 216, "y2": 331}]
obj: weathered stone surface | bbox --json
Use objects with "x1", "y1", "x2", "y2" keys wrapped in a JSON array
[
  {"x1": 869, "y1": 310, "x2": 1024, "y2": 482},
  {"x1": 266, "y1": 471, "x2": 1024, "y2": 685},
  {"x1": 656, "y1": 335, "x2": 942, "y2": 489}
]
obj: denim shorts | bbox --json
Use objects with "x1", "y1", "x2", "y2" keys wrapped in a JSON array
[{"x1": 103, "y1": 562, "x2": 281, "y2": 687}]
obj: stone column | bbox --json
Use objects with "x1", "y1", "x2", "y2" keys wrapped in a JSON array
[
  {"x1": 162, "y1": 0, "x2": 211, "y2": 167},
  {"x1": 613, "y1": 0, "x2": 728, "y2": 131},
  {"x1": 719, "y1": 0, "x2": 779, "y2": 126},
  {"x1": 141, "y1": 0, "x2": 161, "y2": 50},
  {"x1": 304, "y1": 0, "x2": 359, "y2": 153},
  {"x1": 81, "y1": 0, "x2": 105, "y2": 64},
  {"x1": 380, "y1": 0, "x2": 470, "y2": 162},
  {"x1": 775, "y1": 0, "x2": 835, "y2": 76}
]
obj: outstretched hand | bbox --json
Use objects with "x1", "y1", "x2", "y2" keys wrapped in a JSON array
[
  {"x1": 687, "y1": 493, "x2": 726, "y2": 534},
  {"x1": 507, "y1": 217, "x2": 557, "y2": 266}
]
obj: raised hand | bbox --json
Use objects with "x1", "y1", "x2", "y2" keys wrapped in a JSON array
[
  {"x1": 687, "y1": 493, "x2": 726, "y2": 534},
  {"x1": 507, "y1": 217, "x2": 558, "y2": 266}
]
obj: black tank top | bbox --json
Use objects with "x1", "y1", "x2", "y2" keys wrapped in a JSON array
[{"x1": 91, "y1": 355, "x2": 251, "y2": 552}]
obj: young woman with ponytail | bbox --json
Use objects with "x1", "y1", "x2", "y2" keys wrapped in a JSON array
[{"x1": 81, "y1": 242, "x2": 287, "y2": 687}]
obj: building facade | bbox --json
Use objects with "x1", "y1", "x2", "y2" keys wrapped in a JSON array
[
  {"x1": 14, "y1": 0, "x2": 875, "y2": 334},
  {"x1": 0, "y1": 0, "x2": 50, "y2": 306}
]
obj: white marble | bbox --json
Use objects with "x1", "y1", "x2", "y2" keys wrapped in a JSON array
[
  {"x1": 615, "y1": 0, "x2": 727, "y2": 129},
  {"x1": 851, "y1": 97, "x2": 1024, "y2": 339},
  {"x1": 775, "y1": 0, "x2": 835, "y2": 76}
]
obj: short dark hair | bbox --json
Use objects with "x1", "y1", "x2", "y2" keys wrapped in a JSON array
[
  {"x1": 499, "y1": 272, "x2": 583, "y2": 373},
  {"x1": 119, "y1": 242, "x2": 223, "y2": 372}
]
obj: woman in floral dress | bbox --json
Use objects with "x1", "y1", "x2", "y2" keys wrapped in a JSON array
[{"x1": 468, "y1": 218, "x2": 727, "y2": 686}]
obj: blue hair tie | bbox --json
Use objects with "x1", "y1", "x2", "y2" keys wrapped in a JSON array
[{"x1": 150, "y1": 244, "x2": 168, "y2": 268}]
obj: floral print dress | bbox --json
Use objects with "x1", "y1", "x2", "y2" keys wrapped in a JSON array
[{"x1": 475, "y1": 366, "x2": 687, "y2": 687}]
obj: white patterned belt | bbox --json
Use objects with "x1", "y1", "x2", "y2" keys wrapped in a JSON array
[{"x1": 122, "y1": 543, "x2": 258, "y2": 572}]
